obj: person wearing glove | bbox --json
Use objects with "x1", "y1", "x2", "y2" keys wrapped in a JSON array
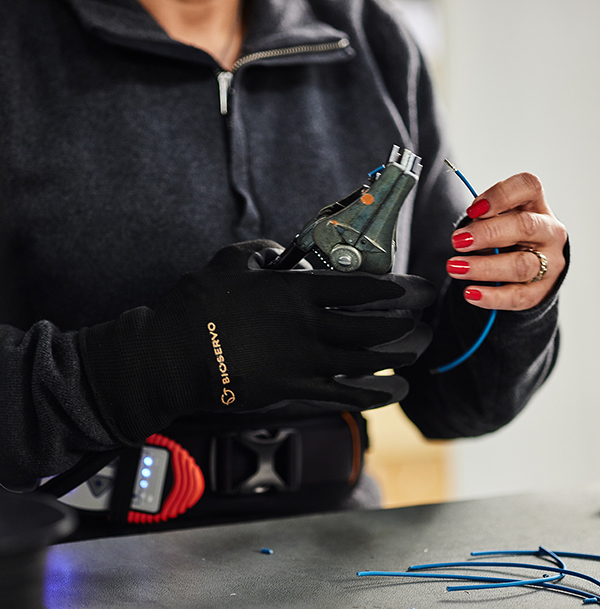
[
  {"x1": 0, "y1": 0, "x2": 566, "y2": 527},
  {"x1": 80, "y1": 240, "x2": 436, "y2": 444}
]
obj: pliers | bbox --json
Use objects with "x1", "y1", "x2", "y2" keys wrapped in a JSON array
[{"x1": 268, "y1": 145, "x2": 422, "y2": 274}]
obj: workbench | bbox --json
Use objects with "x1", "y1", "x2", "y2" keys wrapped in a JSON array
[{"x1": 45, "y1": 487, "x2": 600, "y2": 608}]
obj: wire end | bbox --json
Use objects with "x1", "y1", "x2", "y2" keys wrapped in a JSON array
[{"x1": 444, "y1": 158, "x2": 458, "y2": 172}]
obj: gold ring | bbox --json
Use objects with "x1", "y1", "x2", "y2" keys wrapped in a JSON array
[{"x1": 526, "y1": 249, "x2": 548, "y2": 283}]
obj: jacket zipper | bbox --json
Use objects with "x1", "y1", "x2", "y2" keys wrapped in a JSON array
[
  {"x1": 216, "y1": 38, "x2": 350, "y2": 115},
  {"x1": 217, "y1": 71, "x2": 234, "y2": 115}
]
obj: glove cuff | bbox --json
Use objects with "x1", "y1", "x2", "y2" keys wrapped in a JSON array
[{"x1": 79, "y1": 302, "x2": 207, "y2": 443}]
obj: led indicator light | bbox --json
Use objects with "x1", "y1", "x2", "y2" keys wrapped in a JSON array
[
  {"x1": 139, "y1": 479, "x2": 149, "y2": 489},
  {"x1": 141, "y1": 468, "x2": 151, "y2": 478},
  {"x1": 143, "y1": 456, "x2": 153, "y2": 466}
]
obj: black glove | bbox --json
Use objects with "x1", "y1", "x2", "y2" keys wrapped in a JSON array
[{"x1": 80, "y1": 240, "x2": 436, "y2": 443}]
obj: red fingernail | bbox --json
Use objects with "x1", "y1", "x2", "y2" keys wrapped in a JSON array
[
  {"x1": 464, "y1": 288, "x2": 482, "y2": 301},
  {"x1": 446, "y1": 260, "x2": 470, "y2": 275},
  {"x1": 452, "y1": 232, "x2": 474, "y2": 249},
  {"x1": 467, "y1": 199, "x2": 490, "y2": 219}
]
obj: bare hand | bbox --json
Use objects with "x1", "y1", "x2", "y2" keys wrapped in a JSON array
[{"x1": 446, "y1": 173, "x2": 567, "y2": 311}]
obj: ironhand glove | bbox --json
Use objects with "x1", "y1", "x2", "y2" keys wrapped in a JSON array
[{"x1": 80, "y1": 240, "x2": 436, "y2": 443}]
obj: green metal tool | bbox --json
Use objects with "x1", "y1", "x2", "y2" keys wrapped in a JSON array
[{"x1": 268, "y1": 145, "x2": 422, "y2": 273}]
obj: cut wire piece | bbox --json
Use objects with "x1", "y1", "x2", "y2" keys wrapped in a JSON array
[
  {"x1": 430, "y1": 159, "x2": 498, "y2": 374},
  {"x1": 472, "y1": 548, "x2": 600, "y2": 603},
  {"x1": 357, "y1": 569, "x2": 562, "y2": 588},
  {"x1": 356, "y1": 546, "x2": 600, "y2": 604},
  {"x1": 408, "y1": 560, "x2": 600, "y2": 590},
  {"x1": 472, "y1": 548, "x2": 600, "y2": 563},
  {"x1": 450, "y1": 545, "x2": 566, "y2": 590}
]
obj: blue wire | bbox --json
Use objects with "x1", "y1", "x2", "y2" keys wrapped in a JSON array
[
  {"x1": 447, "y1": 573, "x2": 563, "y2": 592},
  {"x1": 537, "y1": 546, "x2": 566, "y2": 571},
  {"x1": 357, "y1": 547, "x2": 600, "y2": 604},
  {"x1": 471, "y1": 547, "x2": 600, "y2": 601},
  {"x1": 357, "y1": 571, "x2": 600, "y2": 603},
  {"x1": 357, "y1": 570, "x2": 562, "y2": 588},
  {"x1": 431, "y1": 162, "x2": 498, "y2": 374},
  {"x1": 471, "y1": 547, "x2": 566, "y2": 568},
  {"x1": 368, "y1": 164, "x2": 386, "y2": 178},
  {"x1": 456, "y1": 169, "x2": 478, "y2": 198},
  {"x1": 473, "y1": 549, "x2": 600, "y2": 563},
  {"x1": 435, "y1": 309, "x2": 497, "y2": 374},
  {"x1": 408, "y1": 560, "x2": 600, "y2": 591},
  {"x1": 447, "y1": 546, "x2": 565, "y2": 592},
  {"x1": 357, "y1": 571, "x2": 517, "y2": 582}
]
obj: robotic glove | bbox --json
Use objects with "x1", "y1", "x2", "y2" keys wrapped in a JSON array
[{"x1": 80, "y1": 240, "x2": 436, "y2": 443}]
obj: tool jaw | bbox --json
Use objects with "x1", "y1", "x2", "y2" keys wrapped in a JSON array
[
  {"x1": 268, "y1": 147, "x2": 422, "y2": 273},
  {"x1": 311, "y1": 159, "x2": 419, "y2": 273}
]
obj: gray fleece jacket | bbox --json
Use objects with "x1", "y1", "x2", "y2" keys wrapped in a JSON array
[{"x1": 0, "y1": 0, "x2": 561, "y2": 487}]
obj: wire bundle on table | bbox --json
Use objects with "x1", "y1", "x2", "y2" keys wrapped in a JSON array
[{"x1": 357, "y1": 547, "x2": 600, "y2": 604}]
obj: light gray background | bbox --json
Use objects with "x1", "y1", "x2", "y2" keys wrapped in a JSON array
[{"x1": 398, "y1": 0, "x2": 600, "y2": 500}]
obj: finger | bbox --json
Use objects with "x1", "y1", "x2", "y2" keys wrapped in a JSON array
[
  {"x1": 465, "y1": 172, "x2": 550, "y2": 218},
  {"x1": 321, "y1": 310, "x2": 416, "y2": 348},
  {"x1": 249, "y1": 247, "x2": 315, "y2": 270},
  {"x1": 248, "y1": 247, "x2": 283, "y2": 269},
  {"x1": 462, "y1": 283, "x2": 550, "y2": 311},
  {"x1": 290, "y1": 271, "x2": 404, "y2": 307},
  {"x1": 452, "y1": 211, "x2": 558, "y2": 252},
  {"x1": 330, "y1": 346, "x2": 422, "y2": 374},
  {"x1": 211, "y1": 239, "x2": 284, "y2": 268},
  {"x1": 335, "y1": 274, "x2": 438, "y2": 311},
  {"x1": 447, "y1": 250, "x2": 545, "y2": 284},
  {"x1": 294, "y1": 272, "x2": 437, "y2": 310},
  {"x1": 369, "y1": 321, "x2": 432, "y2": 359},
  {"x1": 333, "y1": 374, "x2": 409, "y2": 409},
  {"x1": 278, "y1": 374, "x2": 409, "y2": 411}
]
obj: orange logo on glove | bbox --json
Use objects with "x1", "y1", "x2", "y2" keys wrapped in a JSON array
[
  {"x1": 221, "y1": 388, "x2": 236, "y2": 406},
  {"x1": 207, "y1": 322, "x2": 236, "y2": 405}
]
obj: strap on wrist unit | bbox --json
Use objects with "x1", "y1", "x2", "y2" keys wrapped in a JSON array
[{"x1": 37, "y1": 412, "x2": 367, "y2": 536}]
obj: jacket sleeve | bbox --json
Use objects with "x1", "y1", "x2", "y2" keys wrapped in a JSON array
[
  {"x1": 0, "y1": 322, "x2": 121, "y2": 488},
  {"x1": 364, "y1": 0, "x2": 562, "y2": 438}
]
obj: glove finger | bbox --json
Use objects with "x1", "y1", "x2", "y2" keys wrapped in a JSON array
[
  {"x1": 333, "y1": 374, "x2": 410, "y2": 409},
  {"x1": 297, "y1": 272, "x2": 436, "y2": 310},
  {"x1": 249, "y1": 248, "x2": 313, "y2": 271},
  {"x1": 320, "y1": 309, "x2": 416, "y2": 348},
  {"x1": 327, "y1": 345, "x2": 422, "y2": 376},
  {"x1": 369, "y1": 321, "x2": 433, "y2": 358},
  {"x1": 209, "y1": 239, "x2": 284, "y2": 270},
  {"x1": 294, "y1": 272, "x2": 406, "y2": 308},
  {"x1": 336, "y1": 274, "x2": 438, "y2": 311},
  {"x1": 272, "y1": 374, "x2": 409, "y2": 411}
]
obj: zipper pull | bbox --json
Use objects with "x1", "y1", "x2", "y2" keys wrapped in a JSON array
[{"x1": 217, "y1": 71, "x2": 234, "y2": 116}]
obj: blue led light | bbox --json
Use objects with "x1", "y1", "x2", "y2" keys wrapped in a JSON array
[
  {"x1": 139, "y1": 479, "x2": 149, "y2": 489},
  {"x1": 141, "y1": 468, "x2": 151, "y2": 478},
  {"x1": 143, "y1": 456, "x2": 153, "y2": 466}
]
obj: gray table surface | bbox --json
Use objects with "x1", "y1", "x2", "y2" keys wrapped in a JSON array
[{"x1": 44, "y1": 486, "x2": 600, "y2": 608}]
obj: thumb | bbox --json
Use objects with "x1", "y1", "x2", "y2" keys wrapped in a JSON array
[
  {"x1": 334, "y1": 374, "x2": 410, "y2": 408},
  {"x1": 209, "y1": 239, "x2": 284, "y2": 270}
]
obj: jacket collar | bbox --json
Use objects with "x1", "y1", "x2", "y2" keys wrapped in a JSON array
[
  {"x1": 243, "y1": 0, "x2": 348, "y2": 53},
  {"x1": 61, "y1": 0, "x2": 352, "y2": 66}
]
